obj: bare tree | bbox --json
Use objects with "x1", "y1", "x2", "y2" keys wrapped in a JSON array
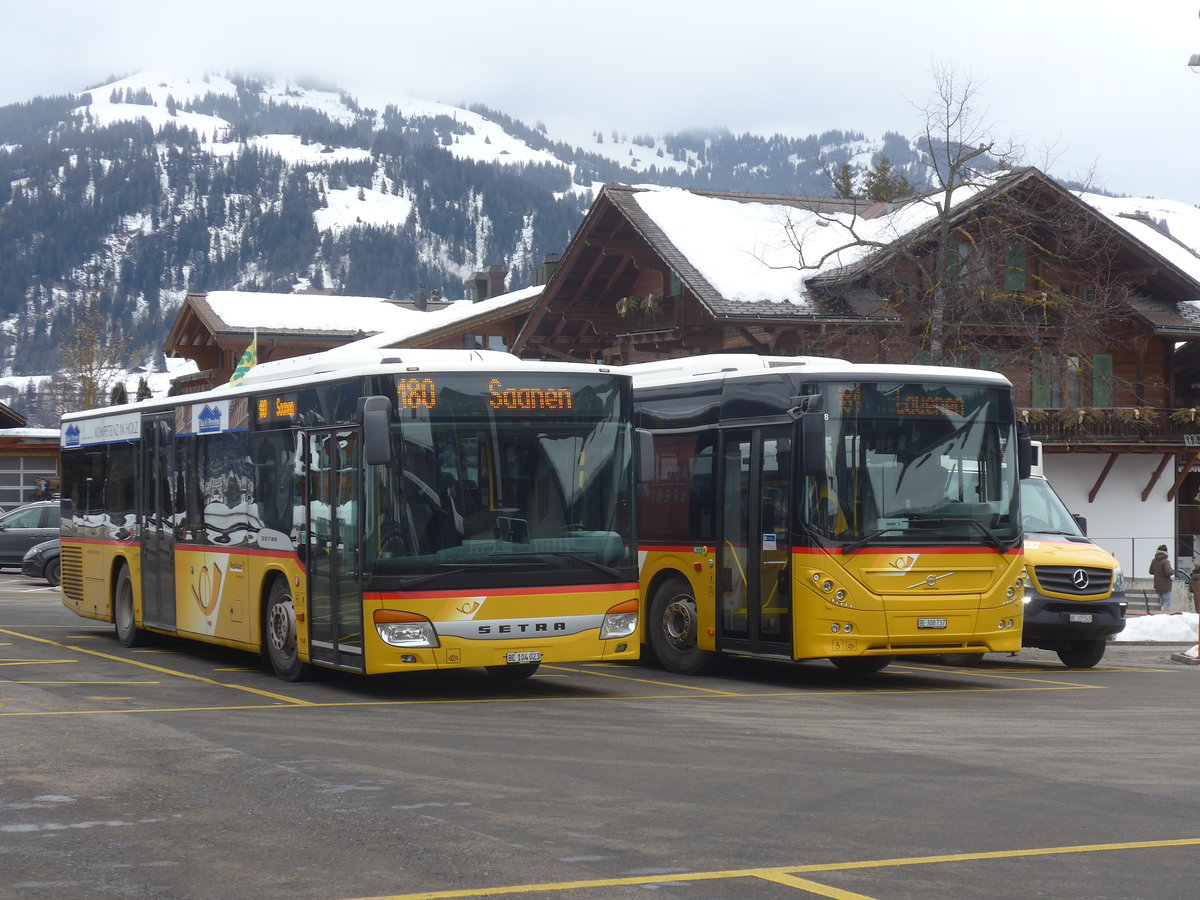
[
  {"x1": 44, "y1": 295, "x2": 128, "y2": 417},
  {"x1": 773, "y1": 64, "x2": 1135, "y2": 379}
]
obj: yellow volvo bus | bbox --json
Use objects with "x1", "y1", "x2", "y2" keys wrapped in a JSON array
[
  {"x1": 627, "y1": 354, "x2": 1030, "y2": 674},
  {"x1": 59, "y1": 348, "x2": 639, "y2": 681}
]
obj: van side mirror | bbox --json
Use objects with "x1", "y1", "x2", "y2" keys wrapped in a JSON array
[
  {"x1": 1016, "y1": 421, "x2": 1032, "y2": 480},
  {"x1": 1072, "y1": 513, "x2": 1088, "y2": 535}
]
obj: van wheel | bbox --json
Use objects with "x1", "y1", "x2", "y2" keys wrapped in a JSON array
[
  {"x1": 649, "y1": 577, "x2": 713, "y2": 675},
  {"x1": 1056, "y1": 639, "x2": 1106, "y2": 668},
  {"x1": 113, "y1": 567, "x2": 146, "y2": 647},
  {"x1": 264, "y1": 579, "x2": 313, "y2": 682}
]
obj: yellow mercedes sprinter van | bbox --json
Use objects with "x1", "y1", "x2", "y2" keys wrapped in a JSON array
[{"x1": 1019, "y1": 443, "x2": 1126, "y2": 667}]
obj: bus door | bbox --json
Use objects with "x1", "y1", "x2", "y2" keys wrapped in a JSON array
[
  {"x1": 140, "y1": 414, "x2": 176, "y2": 631},
  {"x1": 719, "y1": 426, "x2": 793, "y2": 657},
  {"x1": 306, "y1": 429, "x2": 365, "y2": 672}
]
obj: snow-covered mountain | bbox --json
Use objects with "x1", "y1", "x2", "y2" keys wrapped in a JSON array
[{"x1": 0, "y1": 68, "x2": 1172, "y2": 427}]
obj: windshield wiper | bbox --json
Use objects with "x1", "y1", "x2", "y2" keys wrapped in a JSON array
[
  {"x1": 487, "y1": 551, "x2": 629, "y2": 580},
  {"x1": 841, "y1": 529, "x2": 904, "y2": 554},
  {"x1": 908, "y1": 515, "x2": 1007, "y2": 554},
  {"x1": 393, "y1": 566, "x2": 470, "y2": 590}
]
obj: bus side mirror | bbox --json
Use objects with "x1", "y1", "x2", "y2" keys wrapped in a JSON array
[
  {"x1": 636, "y1": 428, "x2": 653, "y2": 484},
  {"x1": 793, "y1": 395, "x2": 826, "y2": 477},
  {"x1": 1073, "y1": 513, "x2": 1088, "y2": 535},
  {"x1": 1016, "y1": 421, "x2": 1032, "y2": 480},
  {"x1": 361, "y1": 395, "x2": 392, "y2": 466}
]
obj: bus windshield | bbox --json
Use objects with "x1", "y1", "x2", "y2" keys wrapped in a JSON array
[
  {"x1": 803, "y1": 379, "x2": 1020, "y2": 549},
  {"x1": 367, "y1": 373, "x2": 634, "y2": 580}
]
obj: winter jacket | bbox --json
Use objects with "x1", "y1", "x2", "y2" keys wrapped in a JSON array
[{"x1": 1149, "y1": 551, "x2": 1174, "y2": 593}]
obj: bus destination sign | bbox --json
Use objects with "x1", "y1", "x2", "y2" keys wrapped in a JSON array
[
  {"x1": 255, "y1": 393, "x2": 298, "y2": 425},
  {"x1": 839, "y1": 386, "x2": 966, "y2": 418},
  {"x1": 397, "y1": 377, "x2": 577, "y2": 412}
]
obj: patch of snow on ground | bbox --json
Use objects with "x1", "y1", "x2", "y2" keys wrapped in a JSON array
[{"x1": 1113, "y1": 610, "x2": 1198, "y2": 644}]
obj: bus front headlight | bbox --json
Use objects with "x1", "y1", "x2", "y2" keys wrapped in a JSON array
[
  {"x1": 600, "y1": 599, "x2": 639, "y2": 639},
  {"x1": 374, "y1": 610, "x2": 440, "y2": 648}
]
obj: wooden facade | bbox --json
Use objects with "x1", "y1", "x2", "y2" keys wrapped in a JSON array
[{"x1": 513, "y1": 171, "x2": 1200, "y2": 460}]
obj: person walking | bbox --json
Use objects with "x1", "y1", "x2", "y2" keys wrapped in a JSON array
[{"x1": 1149, "y1": 544, "x2": 1174, "y2": 613}]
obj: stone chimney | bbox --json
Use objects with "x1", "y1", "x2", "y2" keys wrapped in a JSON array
[
  {"x1": 412, "y1": 284, "x2": 428, "y2": 312},
  {"x1": 532, "y1": 253, "x2": 560, "y2": 286},
  {"x1": 470, "y1": 265, "x2": 509, "y2": 302}
]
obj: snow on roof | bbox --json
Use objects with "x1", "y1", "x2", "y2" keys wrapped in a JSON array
[
  {"x1": 203, "y1": 291, "x2": 422, "y2": 333},
  {"x1": 1079, "y1": 192, "x2": 1200, "y2": 289},
  {"x1": 630, "y1": 177, "x2": 1200, "y2": 309},
  {"x1": 631, "y1": 186, "x2": 951, "y2": 305},
  {"x1": 345, "y1": 286, "x2": 542, "y2": 349}
]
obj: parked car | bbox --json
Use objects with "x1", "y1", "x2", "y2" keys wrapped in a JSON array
[
  {"x1": 22, "y1": 538, "x2": 60, "y2": 586},
  {"x1": 0, "y1": 500, "x2": 59, "y2": 568}
]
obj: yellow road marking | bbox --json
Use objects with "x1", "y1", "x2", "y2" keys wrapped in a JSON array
[
  {"x1": 5, "y1": 681, "x2": 161, "y2": 685},
  {"x1": 545, "y1": 663, "x2": 745, "y2": 696},
  {"x1": 755, "y1": 871, "x2": 876, "y2": 898},
  {"x1": 343, "y1": 837, "x2": 1200, "y2": 899},
  {"x1": 0, "y1": 628, "x2": 312, "y2": 706},
  {"x1": 0, "y1": 659, "x2": 77, "y2": 667}
]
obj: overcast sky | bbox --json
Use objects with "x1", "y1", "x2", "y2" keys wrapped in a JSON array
[{"x1": 4, "y1": 1, "x2": 1199, "y2": 203}]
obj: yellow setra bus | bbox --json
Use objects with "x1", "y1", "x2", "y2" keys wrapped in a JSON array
[
  {"x1": 627, "y1": 354, "x2": 1030, "y2": 675},
  {"x1": 59, "y1": 348, "x2": 639, "y2": 681}
]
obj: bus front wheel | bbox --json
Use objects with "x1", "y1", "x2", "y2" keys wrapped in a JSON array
[
  {"x1": 264, "y1": 579, "x2": 313, "y2": 682},
  {"x1": 486, "y1": 663, "x2": 540, "y2": 681},
  {"x1": 649, "y1": 577, "x2": 713, "y2": 675},
  {"x1": 1056, "y1": 639, "x2": 1106, "y2": 669},
  {"x1": 114, "y1": 567, "x2": 147, "y2": 647}
]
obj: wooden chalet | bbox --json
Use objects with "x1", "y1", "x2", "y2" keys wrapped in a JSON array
[{"x1": 512, "y1": 170, "x2": 1200, "y2": 572}]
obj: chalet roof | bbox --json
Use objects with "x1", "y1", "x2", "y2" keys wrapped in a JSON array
[
  {"x1": 602, "y1": 184, "x2": 896, "y2": 323},
  {"x1": 342, "y1": 286, "x2": 542, "y2": 349}
]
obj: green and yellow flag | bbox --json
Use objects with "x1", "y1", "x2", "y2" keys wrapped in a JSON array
[{"x1": 229, "y1": 332, "x2": 257, "y2": 387}]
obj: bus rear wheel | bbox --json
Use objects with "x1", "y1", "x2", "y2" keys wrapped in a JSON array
[
  {"x1": 264, "y1": 579, "x2": 313, "y2": 682},
  {"x1": 114, "y1": 566, "x2": 146, "y2": 648},
  {"x1": 649, "y1": 577, "x2": 713, "y2": 675},
  {"x1": 1056, "y1": 639, "x2": 1106, "y2": 668},
  {"x1": 830, "y1": 656, "x2": 892, "y2": 674}
]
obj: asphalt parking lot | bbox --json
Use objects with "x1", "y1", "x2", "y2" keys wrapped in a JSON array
[{"x1": 3, "y1": 575, "x2": 1200, "y2": 900}]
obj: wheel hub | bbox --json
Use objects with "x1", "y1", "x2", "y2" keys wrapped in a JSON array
[
  {"x1": 269, "y1": 599, "x2": 296, "y2": 654},
  {"x1": 663, "y1": 597, "x2": 697, "y2": 651}
]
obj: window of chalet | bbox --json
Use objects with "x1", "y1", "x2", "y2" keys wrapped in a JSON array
[
  {"x1": 1030, "y1": 353, "x2": 1114, "y2": 408},
  {"x1": 1003, "y1": 244, "x2": 1027, "y2": 291}
]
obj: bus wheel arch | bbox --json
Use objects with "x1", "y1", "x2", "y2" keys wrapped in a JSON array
[
  {"x1": 648, "y1": 574, "x2": 713, "y2": 675},
  {"x1": 262, "y1": 575, "x2": 313, "y2": 682}
]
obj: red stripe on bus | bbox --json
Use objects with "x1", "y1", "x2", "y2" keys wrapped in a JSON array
[{"x1": 364, "y1": 582, "x2": 638, "y2": 601}]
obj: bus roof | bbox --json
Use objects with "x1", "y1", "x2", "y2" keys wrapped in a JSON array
[
  {"x1": 61, "y1": 348, "x2": 624, "y2": 425},
  {"x1": 622, "y1": 353, "x2": 1013, "y2": 390}
]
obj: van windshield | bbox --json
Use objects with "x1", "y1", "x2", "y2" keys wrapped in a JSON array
[{"x1": 1020, "y1": 478, "x2": 1085, "y2": 537}]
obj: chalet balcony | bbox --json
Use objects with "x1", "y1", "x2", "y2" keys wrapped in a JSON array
[
  {"x1": 619, "y1": 301, "x2": 678, "y2": 334},
  {"x1": 1023, "y1": 407, "x2": 1200, "y2": 447}
]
